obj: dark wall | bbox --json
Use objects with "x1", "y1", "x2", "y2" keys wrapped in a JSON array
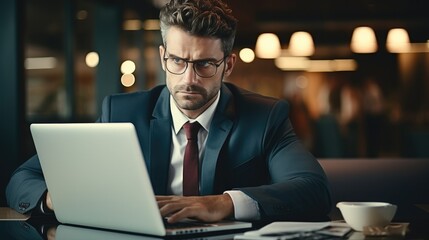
[{"x1": 0, "y1": 0, "x2": 24, "y2": 207}]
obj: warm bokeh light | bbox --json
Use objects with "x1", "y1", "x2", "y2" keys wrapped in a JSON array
[
  {"x1": 351, "y1": 26, "x2": 378, "y2": 53},
  {"x1": 332, "y1": 59, "x2": 358, "y2": 71},
  {"x1": 123, "y1": 19, "x2": 142, "y2": 31},
  {"x1": 275, "y1": 56, "x2": 309, "y2": 71},
  {"x1": 25, "y1": 57, "x2": 57, "y2": 70},
  {"x1": 288, "y1": 31, "x2": 315, "y2": 56},
  {"x1": 307, "y1": 59, "x2": 357, "y2": 72},
  {"x1": 120, "y1": 60, "x2": 136, "y2": 74},
  {"x1": 275, "y1": 57, "x2": 357, "y2": 72},
  {"x1": 121, "y1": 74, "x2": 135, "y2": 87},
  {"x1": 239, "y1": 48, "x2": 255, "y2": 63},
  {"x1": 386, "y1": 28, "x2": 410, "y2": 53},
  {"x1": 255, "y1": 33, "x2": 281, "y2": 59},
  {"x1": 143, "y1": 19, "x2": 160, "y2": 30},
  {"x1": 295, "y1": 75, "x2": 309, "y2": 89},
  {"x1": 76, "y1": 10, "x2": 88, "y2": 20},
  {"x1": 85, "y1": 52, "x2": 99, "y2": 68},
  {"x1": 308, "y1": 60, "x2": 333, "y2": 72}
]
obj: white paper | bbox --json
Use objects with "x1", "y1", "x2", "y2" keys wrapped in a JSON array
[
  {"x1": 246, "y1": 222, "x2": 330, "y2": 236},
  {"x1": 235, "y1": 221, "x2": 351, "y2": 240}
]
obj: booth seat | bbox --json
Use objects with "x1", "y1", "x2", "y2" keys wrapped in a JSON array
[{"x1": 318, "y1": 159, "x2": 429, "y2": 220}]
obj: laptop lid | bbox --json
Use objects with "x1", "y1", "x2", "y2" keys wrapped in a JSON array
[{"x1": 31, "y1": 123, "x2": 251, "y2": 236}]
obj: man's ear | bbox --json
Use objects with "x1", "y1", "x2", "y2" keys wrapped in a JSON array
[
  {"x1": 223, "y1": 53, "x2": 236, "y2": 77},
  {"x1": 159, "y1": 45, "x2": 166, "y2": 71}
]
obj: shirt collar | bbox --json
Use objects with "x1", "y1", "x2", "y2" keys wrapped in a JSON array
[{"x1": 170, "y1": 91, "x2": 220, "y2": 134}]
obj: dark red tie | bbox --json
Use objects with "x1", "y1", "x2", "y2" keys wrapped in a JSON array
[{"x1": 182, "y1": 122, "x2": 201, "y2": 196}]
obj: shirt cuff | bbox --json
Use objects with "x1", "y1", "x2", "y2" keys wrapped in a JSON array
[{"x1": 224, "y1": 190, "x2": 260, "y2": 221}]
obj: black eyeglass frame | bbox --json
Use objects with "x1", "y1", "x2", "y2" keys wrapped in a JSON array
[{"x1": 162, "y1": 48, "x2": 228, "y2": 78}]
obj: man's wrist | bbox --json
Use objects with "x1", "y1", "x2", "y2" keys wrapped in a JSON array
[
  {"x1": 224, "y1": 190, "x2": 260, "y2": 221},
  {"x1": 40, "y1": 191, "x2": 54, "y2": 214},
  {"x1": 221, "y1": 193, "x2": 235, "y2": 219}
]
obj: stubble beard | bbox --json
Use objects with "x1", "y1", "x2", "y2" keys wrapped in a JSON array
[{"x1": 172, "y1": 84, "x2": 219, "y2": 111}]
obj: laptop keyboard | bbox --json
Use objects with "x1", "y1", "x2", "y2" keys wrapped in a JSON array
[{"x1": 163, "y1": 218, "x2": 211, "y2": 229}]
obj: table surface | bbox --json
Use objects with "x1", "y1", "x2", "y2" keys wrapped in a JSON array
[
  {"x1": 416, "y1": 204, "x2": 429, "y2": 213},
  {"x1": 0, "y1": 205, "x2": 428, "y2": 240},
  {"x1": 0, "y1": 207, "x2": 29, "y2": 221}
]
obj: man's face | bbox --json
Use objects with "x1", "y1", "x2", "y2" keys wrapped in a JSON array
[{"x1": 159, "y1": 26, "x2": 236, "y2": 119}]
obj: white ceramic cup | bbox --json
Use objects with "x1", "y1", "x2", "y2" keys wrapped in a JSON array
[{"x1": 336, "y1": 202, "x2": 397, "y2": 231}]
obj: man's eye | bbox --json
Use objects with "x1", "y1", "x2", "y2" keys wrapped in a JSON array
[
  {"x1": 172, "y1": 58, "x2": 184, "y2": 64},
  {"x1": 195, "y1": 60, "x2": 213, "y2": 68}
]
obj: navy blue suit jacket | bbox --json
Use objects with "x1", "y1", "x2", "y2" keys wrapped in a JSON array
[{"x1": 6, "y1": 83, "x2": 331, "y2": 221}]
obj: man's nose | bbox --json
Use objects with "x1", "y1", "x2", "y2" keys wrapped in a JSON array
[{"x1": 182, "y1": 63, "x2": 198, "y2": 83}]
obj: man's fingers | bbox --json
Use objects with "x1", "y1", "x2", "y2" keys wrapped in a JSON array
[
  {"x1": 159, "y1": 200, "x2": 203, "y2": 223},
  {"x1": 155, "y1": 195, "x2": 233, "y2": 223},
  {"x1": 157, "y1": 196, "x2": 186, "y2": 208},
  {"x1": 166, "y1": 206, "x2": 203, "y2": 223},
  {"x1": 155, "y1": 195, "x2": 173, "y2": 201},
  {"x1": 159, "y1": 201, "x2": 187, "y2": 217}
]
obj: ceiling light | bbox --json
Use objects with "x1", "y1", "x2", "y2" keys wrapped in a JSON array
[
  {"x1": 255, "y1": 33, "x2": 281, "y2": 59},
  {"x1": 85, "y1": 52, "x2": 99, "y2": 68},
  {"x1": 351, "y1": 26, "x2": 378, "y2": 53},
  {"x1": 120, "y1": 60, "x2": 136, "y2": 74},
  {"x1": 288, "y1": 31, "x2": 315, "y2": 56},
  {"x1": 121, "y1": 74, "x2": 135, "y2": 87},
  {"x1": 239, "y1": 48, "x2": 255, "y2": 63},
  {"x1": 386, "y1": 28, "x2": 410, "y2": 53}
]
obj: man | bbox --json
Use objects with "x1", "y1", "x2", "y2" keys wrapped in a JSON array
[{"x1": 6, "y1": 0, "x2": 331, "y2": 223}]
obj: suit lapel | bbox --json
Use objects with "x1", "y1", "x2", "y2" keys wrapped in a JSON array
[
  {"x1": 149, "y1": 88, "x2": 172, "y2": 195},
  {"x1": 148, "y1": 85, "x2": 236, "y2": 195},
  {"x1": 200, "y1": 85, "x2": 234, "y2": 195}
]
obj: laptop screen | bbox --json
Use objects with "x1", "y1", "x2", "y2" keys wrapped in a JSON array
[{"x1": 31, "y1": 123, "x2": 251, "y2": 236}]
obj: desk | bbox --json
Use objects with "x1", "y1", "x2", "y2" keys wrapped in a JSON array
[
  {"x1": 416, "y1": 204, "x2": 429, "y2": 213},
  {"x1": 0, "y1": 207, "x2": 29, "y2": 221},
  {"x1": 1, "y1": 205, "x2": 428, "y2": 240}
]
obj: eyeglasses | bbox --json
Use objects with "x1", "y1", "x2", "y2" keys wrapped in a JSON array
[{"x1": 163, "y1": 51, "x2": 227, "y2": 78}]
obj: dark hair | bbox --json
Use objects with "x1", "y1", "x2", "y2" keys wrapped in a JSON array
[{"x1": 159, "y1": 0, "x2": 237, "y2": 55}]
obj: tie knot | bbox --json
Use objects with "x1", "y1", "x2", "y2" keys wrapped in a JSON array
[{"x1": 183, "y1": 122, "x2": 201, "y2": 140}]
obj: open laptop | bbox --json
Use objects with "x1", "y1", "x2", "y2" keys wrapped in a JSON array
[{"x1": 30, "y1": 123, "x2": 252, "y2": 237}]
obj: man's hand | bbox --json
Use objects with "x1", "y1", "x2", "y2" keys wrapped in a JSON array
[
  {"x1": 47, "y1": 226, "x2": 57, "y2": 240},
  {"x1": 46, "y1": 191, "x2": 54, "y2": 211},
  {"x1": 156, "y1": 194, "x2": 234, "y2": 223}
]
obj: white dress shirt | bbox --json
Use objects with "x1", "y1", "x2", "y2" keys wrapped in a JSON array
[{"x1": 168, "y1": 91, "x2": 260, "y2": 220}]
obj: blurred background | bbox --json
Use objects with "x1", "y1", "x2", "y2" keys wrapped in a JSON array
[{"x1": 1, "y1": 0, "x2": 429, "y2": 205}]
